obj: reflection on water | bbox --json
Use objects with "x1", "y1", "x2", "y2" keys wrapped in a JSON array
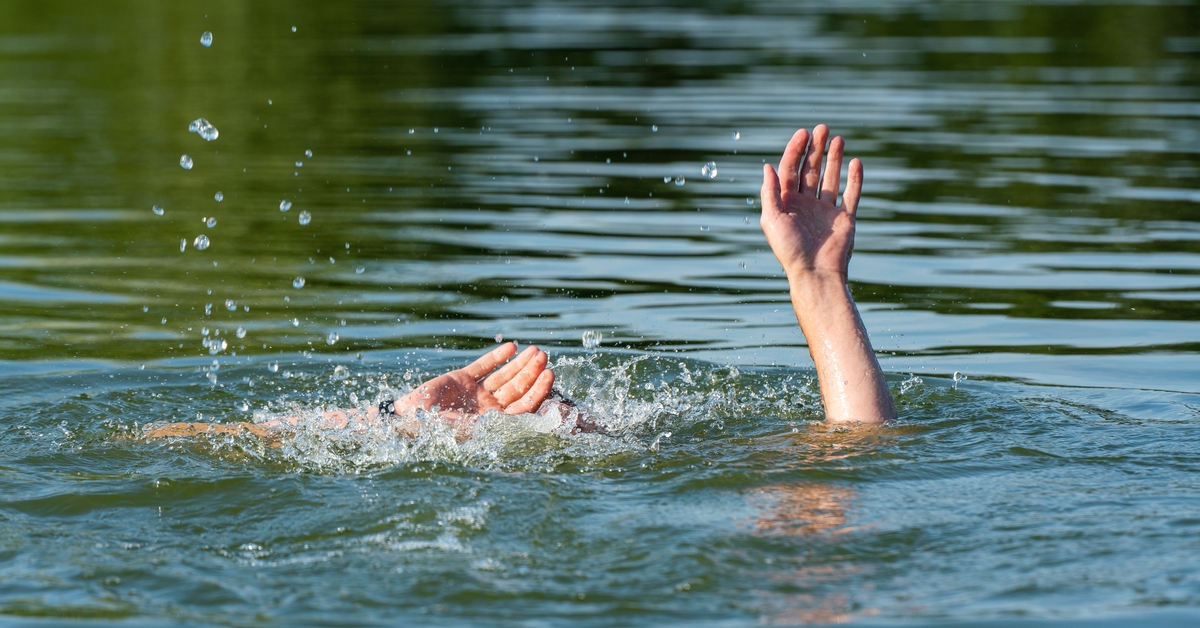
[{"x1": 1, "y1": 0, "x2": 1199, "y2": 624}]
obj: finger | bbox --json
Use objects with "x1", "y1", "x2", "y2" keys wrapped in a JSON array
[
  {"x1": 842, "y1": 158, "x2": 864, "y2": 216},
  {"x1": 819, "y1": 136, "x2": 844, "y2": 204},
  {"x1": 799, "y1": 124, "x2": 829, "y2": 196},
  {"x1": 482, "y1": 344, "x2": 538, "y2": 391},
  {"x1": 462, "y1": 342, "x2": 518, "y2": 380},
  {"x1": 493, "y1": 348, "x2": 549, "y2": 406},
  {"x1": 777, "y1": 128, "x2": 810, "y2": 194},
  {"x1": 761, "y1": 164, "x2": 784, "y2": 216},
  {"x1": 504, "y1": 370, "x2": 555, "y2": 415}
]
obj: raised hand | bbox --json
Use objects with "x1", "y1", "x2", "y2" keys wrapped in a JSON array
[
  {"x1": 395, "y1": 342, "x2": 555, "y2": 421},
  {"x1": 760, "y1": 125, "x2": 862, "y2": 283}
]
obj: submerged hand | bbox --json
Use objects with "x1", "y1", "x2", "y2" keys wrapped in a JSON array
[
  {"x1": 760, "y1": 125, "x2": 862, "y2": 283},
  {"x1": 396, "y1": 342, "x2": 555, "y2": 421}
]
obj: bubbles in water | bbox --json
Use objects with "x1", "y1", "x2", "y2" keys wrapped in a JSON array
[
  {"x1": 326, "y1": 332, "x2": 339, "y2": 345},
  {"x1": 180, "y1": 155, "x2": 193, "y2": 170},
  {"x1": 494, "y1": 333, "x2": 503, "y2": 343},
  {"x1": 701, "y1": 162, "x2": 718, "y2": 179},
  {"x1": 152, "y1": 205, "x2": 164, "y2": 216},
  {"x1": 225, "y1": 299, "x2": 236, "y2": 311},
  {"x1": 732, "y1": 131, "x2": 740, "y2": 140},
  {"x1": 305, "y1": 149, "x2": 313, "y2": 158},
  {"x1": 236, "y1": 326, "x2": 246, "y2": 339},
  {"x1": 214, "y1": 191, "x2": 223, "y2": 202},
  {"x1": 293, "y1": 276, "x2": 305, "y2": 289},
  {"x1": 268, "y1": 361, "x2": 280, "y2": 373},
  {"x1": 355, "y1": 267, "x2": 365, "y2": 275},
  {"x1": 333, "y1": 365, "x2": 350, "y2": 380},
  {"x1": 582, "y1": 330, "x2": 603, "y2": 350},
  {"x1": 180, "y1": 239, "x2": 187, "y2": 252},
  {"x1": 298, "y1": 211, "x2": 312, "y2": 226},
  {"x1": 204, "y1": 217, "x2": 217, "y2": 228},
  {"x1": 193, "y1": 235, "x2": 210, "y2": 250},
  {"x1": 279, "y1": 200, "x2": 292, "y2": 212},
  {"x1": 674, "y1": 176, "x2": 685, "y2": 186},
  {"x1": 200, "y1": 31, "x2": 212, "y2": 47},
  {"x1": 188, "y1": 118, "x2": 218, "y2": 141}
]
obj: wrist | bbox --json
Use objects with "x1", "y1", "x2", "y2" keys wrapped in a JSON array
[{"x1": 786, "y1": 268, "x2": 848, "y2": 299}]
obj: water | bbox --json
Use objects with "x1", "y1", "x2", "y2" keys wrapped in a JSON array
[
  {"x1": 200, "y1": 31, "x2": 213, "y2": 47},
  {"x1": 298, "y1": 210, "x2": 312, "y2": 225},
  {"x1": 1, "y1": 0, "x2": 1199, "y2": 625}
]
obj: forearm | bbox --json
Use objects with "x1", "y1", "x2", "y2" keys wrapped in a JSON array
[{"x1": 789, "y1": 272, "x2": 896, "y2": 423}]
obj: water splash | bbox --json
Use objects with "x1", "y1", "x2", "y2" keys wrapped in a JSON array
[{"x1": 582, "y1": 330, "x2": 602, "y2": 350}]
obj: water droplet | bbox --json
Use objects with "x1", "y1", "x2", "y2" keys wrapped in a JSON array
[
  {"x1": 279, "y1": 200, "x2": 292, "y2": 212},
  {"x1": 298, "y1": 211, "x2": 312, "y2": 226},
  {"x1": 180, "y1": 155, "x2": 193, "y2": 170},
  {"x1": 293, "y1": 276, "x2": 305, "y2": 289},
  {"x1": 205, "y1": 217, "x2": 217, "y2": 228},
  {"x1": 305, "y1": 149, "x2": 313, "y2": 158},
  {"x1": 732, "y1": 131, "x2": 740, "y2": 140},
  {"x1": 295, "y1": 161, "x2": 303, "y2": 168},
  {"x1": 142, "y1": 305, "x2": 149, "y2": 312},
  {"x1": 204, "y1": 302, "x2": 213, "y2": 315},
  {"x1": 582, "y1": 330, "x2": 603, "y2": 350},
  {"x1": 291, "y1": 318, "x2": 300, "y2": 327},
  {"x1": 494, "y1": 333, "x2": 503, "y2": 343},
  {"x1": 180, "y1": 239, "x2": 187, "y2": 252},
  {"x1": 188, "y1": 118, "x2": 218, "y2": 141},
  {"x1": 744, "y1": 216, "x2": 750, "y2": 224},
  {"x1": 500, "y1": 295, "x2": 509, "y2": 303},
  {"x1": 624, "y1": 197, "x2": 630, "y2": 205},
  {"x1": 701, "y1": 162, "x2": 718, "y2": 179},
  {"x1": 291, "y1": 26, "x2": 297, "y2": 32},
  {"x1": 746, "y1": 198, "x2": 754, "y2": 206},
  {"x1": 355, "y1": 267, "x2": 365, "y2": 274},
  {"x1": 533, "y1": 156, "x2": 539, "y2": 162},
  {"x1": 200, "y1": 31, "x2": 213, "y2": 47},
  {"x1": 225, "y1": 299, "x2": 236, "y2": 311},
  {"x1": 214, "y1": 191, "x2": 223, "y2": 202},
  {"x1": 268, "y1": 99, "x2": 273, "y2": 105},
  {"x1": 700, "y1": 225, "x2": 709, "y2": 232},
  {"x1": 651, "y1": 125, "x2": 658, "y2": 132},
  {"x1": 433, "y1": 128, "x2": 438, "y2": 133},
  {"x1": 663, "y1": 176, "x2": 671, "y2": 183},
  {"x1": 152, "y1": 205, "x2": 164, "y2": 216},
  {"x1": 193, "y1": 235, "x2": 210, "y2": 250},
  {"x1": 161, "y1": 317, "x2": 167, "y2": 324},
  {"x1": 326, "y1": 332, "x2": 339, "y2": 345},
  {"x1": 201, "y1": 327, "x2": 210, "y2": 336},
  {"x1": 236, "y1": 326, "x2": 246, "y2": 339},
  {"x1": 333, "y1": 365, "x2": 350, "y2": 380},
  {"x1": 238, "y1": 400, "x2": 250, "y2": 412},
  {"x1": 268, "y1": 361, "x2": 280, "y2": 373},
  {"x1": 674, "y1": 176, "x2": 685, "y2": 186}
]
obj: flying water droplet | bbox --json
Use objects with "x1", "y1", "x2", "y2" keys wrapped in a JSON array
[
  {"x1": 214, "y1": 191, "x2": 223, "y2": 202},
  {"x1": 205, "y1": 217, "x2": 217, "y2": 228},
  {"x1": 204, "y1": 303, "x2": 213, "y2": 315},
  {"x1": 701, "y1": 162, "x2": 718, "y2": 179},
  {"x1": 298, "y1": 211, "x2": 312, "y2": 226},
  {"x1": 142, "y1": 305, "x2": 148, "y2": 312},
  {"x1": 180, "y1": 239, "x2": 187, "y2": 252},
  {"x1": 305, "y1": 149, "x2": 313, "y2": 158},
  {"x1": 651, "y1": 125, "x2": 658, "y2": 132},
  {"x1": 180, "y1": 155, "x2": 193, "y2": 170},
  {"x1": 582, "y1": 330, "x2": 603, "y2": 350},
  {"x1": 268, "y1": 361, "x2": 280, "y2": 373},
  {"x1": 408, "y1": 128, "x2": 415, "y2": 134},
  {"x1": 326, "y1": 332, "x2": 339, "y2": 345},
  {"x1": 188, "y1": 118, "x2": 218, "y2": 141},
  {"x1": 333, "y1": 365, "x2": 350, "y2": 380},
  {"x1": 291, "y1": 26, "x2": 297, "y2": 33},
  {"x1": 500, "y1": 295, "x2": 509, "y2": 303},
  {"x1": 295, "y1": 161, "x2": 303, "y2": 168},
  {"x1": 193, "y1": 235, "x2": 210, "y2": 250},
  {"x1": 152, "y1": 205, "x2": 164, "y2": 216},
  {"x1": 700, "y1": 225, "x2": 709, "y2": 232},
  {"x1": 225, "y1": 299, "x2": 236, "y2": 311},
  {"x1": 732, "y1": 131, "x2": 740, "y2": 140},
  {"x1": 236, "y1": 326, "x2": 246, "y2": 338},
  {"x1": 624, "y1": 197, "x2": 630, "y2": 205},
  {"x1": 355, "y1": 267, "x2": 365, "y2": 274},
  {"x1": 201, "y1": 327, "x2": 209, "y2": 336},
  {"x1": 494, "y1": 333, "x2": 503, "y2": 343},
  {"x1": 746, "y1": 198, "x2": 754, "y2": 206},
  {"x1": 663, "y1": 176, "x2": 671, "y2": 183},
  {"x1": 293, "y1": 276, "x2": 305, "y2": 289},
  {"x1": 200, "y1": 32, "x2": 213, "y2": 47},
  {"x1": 674, "y1": 176, "x2": 685, "y2": 186},
  {"x1": 279, "y1": 200, "x2": 292, "y2": 212}
]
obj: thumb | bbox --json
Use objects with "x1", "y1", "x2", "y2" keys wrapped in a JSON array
[{"x1": 761, "y1": 164, "x2": 784, "y2": 216}]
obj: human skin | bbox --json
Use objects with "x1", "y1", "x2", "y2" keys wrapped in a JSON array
[
  {"x1": 144, "y1": 342, "x2": 556, "y2": 442},
  {"x1": 759, "y1": 125, "x2": 897, "y2": 423}
]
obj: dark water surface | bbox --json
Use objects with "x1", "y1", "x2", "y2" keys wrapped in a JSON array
[{"x1": 2, "y1": 0, "x2": 1199, "y2": 625}]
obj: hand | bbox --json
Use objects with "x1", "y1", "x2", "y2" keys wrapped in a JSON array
[
  {"x1": 396, "y1": 342, "x2": 555, "y2": 422},
  {"x1": 760, "y1": 125, "x2": 862, "y2": 283}
]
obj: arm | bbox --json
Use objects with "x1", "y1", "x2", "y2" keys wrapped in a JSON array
[
  {"x1": 760, "y1": 125, "x2": 896, "y2": 423},
  {"x1": 145, "y1": 342, "x2": 556, "y2": 442}
]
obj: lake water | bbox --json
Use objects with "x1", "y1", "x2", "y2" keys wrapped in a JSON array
[{"x1": 2, "y1": 0, "x2": 1199, "y2": 625}]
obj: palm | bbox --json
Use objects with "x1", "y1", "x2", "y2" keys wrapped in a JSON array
[
  {"x1": 398, "y1": 343, "x2": 554, "y2": 420},
  {"x1": 760, "y1": 125, "x2": 863, "y2": 282}
]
